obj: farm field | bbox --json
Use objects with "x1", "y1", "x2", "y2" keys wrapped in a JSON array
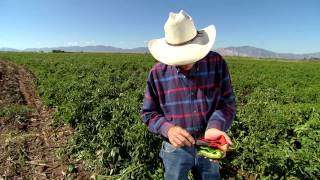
[{"x1": 0, "y1": 52, "x2": 319, "y2": 179}]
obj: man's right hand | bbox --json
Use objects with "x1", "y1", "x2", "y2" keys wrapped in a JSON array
[{"x1": 167, "y1": 126, "x2": 195, "y2": 148}]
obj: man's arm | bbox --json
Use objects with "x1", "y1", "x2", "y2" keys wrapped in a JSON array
[
  {"x1": 207, "y1": 58, "x2": 236, "y2": 132},
  {"x1": 141, "y1": 69, "x2": 195, "y2": 147},
  {"x1": 141, "y1": 70, "x2": 174, "y2": 138},
  {"x1": 204, "y1": 57, "x2": 236, "y2": 151}
]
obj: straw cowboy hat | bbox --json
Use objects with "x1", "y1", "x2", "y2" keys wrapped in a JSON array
[{"x1": 148, "y1": 10, "x2": 216, "y2": 65}]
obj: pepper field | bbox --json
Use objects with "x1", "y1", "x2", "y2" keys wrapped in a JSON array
[{"x1": 0, "y1": 52, "x2": 319, "y2": 179}]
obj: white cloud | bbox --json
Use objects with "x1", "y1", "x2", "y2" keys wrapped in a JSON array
[
  {"x1": 66, "y1": 40, "x2": 97, "y2": 46},
  {"x1": 67, "y1": 41, "x2": 80, "y2": 46},
  {"x1": 84, "y1": 40, "x2": 96, "y2": 45}
]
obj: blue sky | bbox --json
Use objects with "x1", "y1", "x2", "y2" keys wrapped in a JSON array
[{"x1": 1, "y1": 0, "x2": 319, "y2": 53}]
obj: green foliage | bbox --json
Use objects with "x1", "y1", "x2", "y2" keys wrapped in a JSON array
[
  {"x1": 0, "y1": 105, "x2": 35, "y2": 124},
  {"x1": 0, "y1": 52, "x2": 319, "y2": 179}
]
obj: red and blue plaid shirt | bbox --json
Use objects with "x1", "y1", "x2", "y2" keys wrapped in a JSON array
[{"x1": 141, "y1": 51, "x2": 236, "y2": 138}]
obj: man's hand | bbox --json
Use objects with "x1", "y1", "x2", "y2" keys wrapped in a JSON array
[
  {"x1": 205, "y1": 128, "x2": 233, "y2": 153},
  {"x1": 167, "y1": 126, "x2": 195, "y2": 148}
]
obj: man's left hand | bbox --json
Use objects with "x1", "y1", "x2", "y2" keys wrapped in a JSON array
[
  {"x1": 204, "y1": 128, "x2": 233, "y2": 163},
  {"x1": 204, "y1": 128, "x2": 233, "y2": 153}
]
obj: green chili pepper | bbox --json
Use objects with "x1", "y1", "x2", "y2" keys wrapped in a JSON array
[{"x1": 197, "y1": 146, "x2": 224, "y2": 159}]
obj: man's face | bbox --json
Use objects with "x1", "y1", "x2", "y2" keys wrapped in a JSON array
[{"x1": 178, "y1": 63, "x2": 195, "y2": 70}]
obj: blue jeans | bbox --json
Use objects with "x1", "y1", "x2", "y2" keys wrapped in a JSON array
[{"x1": 159, "y1": 141, "x2": 221, "y2": 180}]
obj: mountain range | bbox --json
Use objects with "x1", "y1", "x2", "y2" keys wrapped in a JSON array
[
  {"x1": 214, "y1": 46, "x2": 320, "y2": 60},
  {"x1": 1, "y1": 45, "x2": 319, "y2": 60}
]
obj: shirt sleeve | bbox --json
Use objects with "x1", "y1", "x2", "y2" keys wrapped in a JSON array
[
  {"x1": 207, "y1": 57, "x2": 236, "y2": 132},
  {"x1": 141, "y1": 69, "x2": 174, "y2": 138}
]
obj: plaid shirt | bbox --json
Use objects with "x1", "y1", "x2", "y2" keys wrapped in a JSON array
[{"x1": 141, "y1": 51, "x2": 236, "y2": 138}]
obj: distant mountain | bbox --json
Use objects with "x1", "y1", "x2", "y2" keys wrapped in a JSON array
[
  {"x1": 0, "y1": 47, "x2": 19, "y2": 52},
  {"x1": 214, "y1": 46, "x2": 320, "y2": 59},
  {"x1": 1, "y1": 45, "x2": 319, "y2": 60},
  {"x1": 23, "y1": 45, "x2": 149, "y2": 53}
]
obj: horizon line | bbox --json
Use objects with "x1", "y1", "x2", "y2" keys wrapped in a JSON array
[{"x1": 0, "y1": 45, "x2": 319, "y2": 55}]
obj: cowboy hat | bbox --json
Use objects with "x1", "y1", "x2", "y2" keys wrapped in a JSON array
[{"x1": 148, "y1": 10, "x2": 216, "y2": 66}]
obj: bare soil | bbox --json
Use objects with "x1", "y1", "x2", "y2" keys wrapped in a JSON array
[{"x1": 0, "y1": 60, "x2": 89, "y2": 179}]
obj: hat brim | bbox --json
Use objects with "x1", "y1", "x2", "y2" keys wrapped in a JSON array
[{"x1": 148, "y1": 25, "x2": 216, "y2": 66}]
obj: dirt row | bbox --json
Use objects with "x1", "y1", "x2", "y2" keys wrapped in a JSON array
[{"x1": 0, "y1": 60, "x2": 88, "y2": 179}]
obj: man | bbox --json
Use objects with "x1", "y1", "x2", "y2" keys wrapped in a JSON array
[{"x1": 141, "y1": 10, "x2": 236, "y2": 180}]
